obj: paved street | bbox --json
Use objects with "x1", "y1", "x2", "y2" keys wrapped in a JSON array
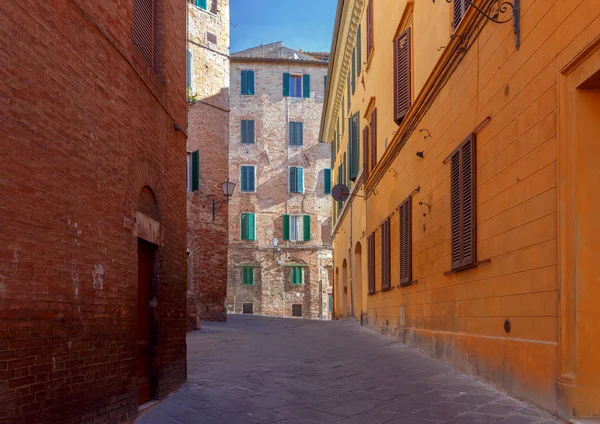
[{"x1": 137, "y1": 316, "x2": 559, "y2": 424}]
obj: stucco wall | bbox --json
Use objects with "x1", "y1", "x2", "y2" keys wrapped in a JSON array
[{"x1": 328, "y1": 0, "x2": 600, "y2": 417}]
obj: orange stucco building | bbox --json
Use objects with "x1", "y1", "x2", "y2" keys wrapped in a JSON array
[{"x1": 320, "y1": 0, "x2": 600, "y2": 420}]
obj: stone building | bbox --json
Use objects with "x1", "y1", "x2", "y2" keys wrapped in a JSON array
[
  {"x1": 186, "y1": 0, "x2": 230, "y2": 325},
  {"x1": 0, "y1": 0, "x2": 187, "y2": 422},
  {"x1": 322, "y1": 0, "x2": 600, "y2": 420},
  {"x1": 227, "y1": 43, "x2": 332, "y2": 319}
]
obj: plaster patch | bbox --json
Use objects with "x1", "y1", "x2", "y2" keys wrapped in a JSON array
[{"x1": 92, "y1": 264, "x2": 105, "y2": 289}]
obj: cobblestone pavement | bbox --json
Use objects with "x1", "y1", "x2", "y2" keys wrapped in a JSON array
[{"x1": 136, "y1": 315, "x2": 560, "y2": 424}]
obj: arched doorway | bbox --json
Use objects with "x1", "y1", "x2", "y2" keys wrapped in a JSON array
[
  {"x1": 342, "y1": 259, "x2": 348, "y2": 318},
  {"x1": 354, "y1": 242, "x2": 362, "y2": 321}
]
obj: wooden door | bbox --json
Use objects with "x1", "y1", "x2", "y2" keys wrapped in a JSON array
[{"x1": 137, "y1": 240, "x2": 154, "y2": 405}]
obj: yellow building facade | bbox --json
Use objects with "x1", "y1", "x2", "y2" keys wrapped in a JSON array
[{"x1": 321, "y1": 0, "x2": 600, "y2": 420}]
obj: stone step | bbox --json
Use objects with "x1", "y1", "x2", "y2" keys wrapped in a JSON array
[{"x1": 570, "y1": 419, "x2": 600, "y2": 424}]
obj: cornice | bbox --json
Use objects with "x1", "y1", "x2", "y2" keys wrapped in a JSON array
[{"x1": 319, "y1": 0, "x2": 366, "y2": 144}]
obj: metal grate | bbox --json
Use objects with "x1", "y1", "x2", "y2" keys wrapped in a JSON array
[
  {"x1": 242, "y1": 303, "x2": 253, "y2": 314},
  {"x1": 291, "y1": 304, "x2": 303, "y2": 317}
]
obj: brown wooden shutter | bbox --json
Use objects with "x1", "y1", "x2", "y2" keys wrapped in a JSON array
[
  {"x1": 370, "y1": 108, "x2": 377, "y2": 171},
  {"x1": 368, "y1": 233, "x2": 375, "y2": 294},
  {"x1": 453, "y1": 0, "x2": 469, "y2": 30},
  {"x1": 362, "y1": 125, "x2": 369, "y2": 181},
  {"x1": 450, "y1": 133, "x2": 477, "y2": 271},
  {"x1": 367, "y1": 0, "x2": 374, "y2": 61},
  {"x1": 381, "y1": 218, "x2": 391, "y2": 290},
  {"x1": 399, "y1": 196, "x2": 412, "y2": 285},
  {"x1": 132, "y1": 0, "x2": 158, "y2": 71},
  {"x1": 393, "y1": 28, "x2": 411, "y2": 125}
]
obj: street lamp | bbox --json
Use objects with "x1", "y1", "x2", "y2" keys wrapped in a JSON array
[{"x1": 212, "y1": 178, "x2": 235, "y2": 221}]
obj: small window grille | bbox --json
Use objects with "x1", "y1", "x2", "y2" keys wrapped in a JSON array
[
  {"x1": 292, "y1": 304, "x2": 303, "y2": 317},
  {"x1": 242, "y1": 303, "x2": 253, "y2": 314}
]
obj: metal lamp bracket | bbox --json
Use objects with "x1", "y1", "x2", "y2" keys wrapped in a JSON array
[{"x1": 437, "y1": 0, "x2": 520, "y2": 49}]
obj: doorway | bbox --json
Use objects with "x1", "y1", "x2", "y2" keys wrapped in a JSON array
[
  {"x1": 137, "y1": 239, "x2": 156, "y2": 406},
  {"x1": 354, "y1": 242, "x2": 362, "y2": 321},
  {"x1": 558, "y1": 40, "x2": 600, "y2": 418}
]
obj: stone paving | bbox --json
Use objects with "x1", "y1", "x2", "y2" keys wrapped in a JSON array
[{"x1": 136, "y1": 315, "x2": 561, "y2": 424}]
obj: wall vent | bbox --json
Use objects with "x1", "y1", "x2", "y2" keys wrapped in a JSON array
[
  {"x1": 242, "y1": 303, "x2": 253, "y2": 314},
  {"x1": 292, "y1": 304, "x2": 303, "y2": 317}
]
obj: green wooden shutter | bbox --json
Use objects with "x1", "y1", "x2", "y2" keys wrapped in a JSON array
[
  {"x1": 283, "y1": 214, "x2": 290, "y2": 240},
  {"x1": 289, "y1": 122, "x2": 296, "y2": 145},
  {"x1": 247, "y1": 70, "x2": 255, "y2": 95},
  {"x1": 249, "y1": 166, "x2": 255, "y2": 191},
  {"x1": 303, "y1": 74, "x2": 310, "y2": 98},
  {"x1": 303, "y1": 215, "x2": 310, "y2": 241},
  {"x1": 191, "y1": 150, "x2": 200, "y2": 191},
  {"x1": 241, "y1": 120, "x2": 255, "y2": 144},
  {"x1": 240, "y1": 213, "x2": 249, "y2": 240},
  {"x1": 196, "y1": 0, "x2": 207, "y2": 10},
  {"x1": 296, "y1": 123, "x2": 303, "y2": 145},
  {"x1": 350, "y1": 113, "x2": 360, "y2": 180},
  {"x1": 324, "y1": 75, "x2": 327, "y2": 90},
  {"x1": 351, "y1": 49, "x2": 356, "y2": 94},
  {"x1": 357, "y1": 25, "x2": 362, "y2": 74},
  {"x1": 297, "y1": 168, "x2": 304, "y2": 193},
  {"x1": 324, "y1": 169, "x2": 331, "y2": 194},
  {"x1": 248, "y1": 213, "x2": 256, "y2": 240},
  {"x1": 283, "y1": 73, "x2": 290, "y2": 97},
  {"x1": 241, "y1": 70, "x2": 247, "y2": 94},
  {"x1": 240, "y1": 167, "x2": 247, "y2": 191},
  {"x1": 186, "y1": 49, "x2": 192, "y2": 90}
]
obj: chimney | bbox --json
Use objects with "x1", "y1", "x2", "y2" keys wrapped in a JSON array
[{"x1": 298, "y1": 48, "x2": 303, "y2": 53}]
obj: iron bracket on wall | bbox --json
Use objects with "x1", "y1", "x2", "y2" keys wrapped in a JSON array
[{"x1": 436, "y1": 0, "x2": 520, "y2": 49}]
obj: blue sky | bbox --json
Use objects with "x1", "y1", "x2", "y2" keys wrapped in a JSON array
[{"x1": 230, "y1": 0, "x2": 337, "y2": 54}]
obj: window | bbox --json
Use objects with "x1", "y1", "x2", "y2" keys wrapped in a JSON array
[
  {"x1": 289, "y1": 122, "x2": 304, "y2": 146},
  {"x1": 381, "y1": 218, "x2": 391, "y2": 290},
  {"x1": 367, "y1": 0, "x2": 374, "y2": 63},
  {"x1": 292, "y1": 304, "x2": 303, "y2": 316},
  {"x1": 240, "y1": 166, "x2": 256, "y2": 192},
  {"x1": 187, "y1": 151, "x2": 199, "y2": 192},
  {"x1": 242, "y1": 303, "x2": 253, "y2": 314},
  {"x1": 453, "y1": 0, "x2": 470, "y2": 29},
  {"x1": 451, "y1": 133, "x2": 477, "y2": 271},
  {"x1": 393, "y1": 28, "x2": 411, "y2": 125},
  {"x1": 241, "y1": 267, "x2": 255, "y2": 285},
  {"x1": 357, "y1": 25, "x2": 362, "y2": 74},
  {"x1": 349, "y1": 112, "x2": 360, "y2": 180},
  {"x1": 283, "y1": 73, "x2": 310, "y2": 98},
  {"x1": 241, "y1": 120, "x2": 255, "y2": 144},
  {"x1": 283, "y1": 215, "x2": 311, "y2": 242},
  {"x1": 328, "y1": 294, "x2": 333, "y2": 313},
  {"x1": 351, "y1": 48, "x2": 356, "y2": 94},
  {"x1": 398, "y1": 196, "x2": 412, "y2": 285},
  {"x1": 289, "y1": 167, "x2": 304, "y2": 193},
  {"x1": 194, "y1": 0, "x2": 207, "y2": 10},
  {"x1": 367, "y1": 233, "x2": 375, "y2": 294},
  {"x1": 362, "y1": 125, "x2": 369, "y2": 180},
  {"x1": 186, "y1": 49, "x2": 193, "y2": 91},
  {"x1": 240, "y1": 212, "x2": 256, "y2": 241},
  {"x1": 132, "y1": 0, "x2": 158, "y2": 71},
  {"x1": 241, "y1": 70, "x2": 255, "y2": 95},
  {"x1": 370, "y1": 108, "x2": 378, "y2": 171},
  {"x1": 324, "y1": 75, "x2": 327, "y2": 90},
  {"x1": 324, "y1": 169, "x2": 332, "y2": 194},
  {"x1": 290, "y1": 268, "x2": 304, "y2": 285}
]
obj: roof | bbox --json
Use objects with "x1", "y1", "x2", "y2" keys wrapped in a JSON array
[
  {"x1": 304, "y1": 52, "x2": 330, "y2": 61},
  {"x1": 231, "y1": 42, "x2": 328, "y2": 64}
]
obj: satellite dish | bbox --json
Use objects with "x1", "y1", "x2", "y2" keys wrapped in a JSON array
[
  {"x1": 331, "y1": 184, "x2": 350, "y2": 202},
  {"x1": 273, "y1": 238, "x2": 279, "y2": 247}
]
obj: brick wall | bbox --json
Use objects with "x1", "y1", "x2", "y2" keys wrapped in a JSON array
[
  {"x1": 0, "y1": 1, "x2": 187, "y2": 422},
  {"x1": 227, "y1": 59, "x2": 332, "y2": 319},
  {"x1": 186, "y1": 0, "x2": 231, "y2": 324}
]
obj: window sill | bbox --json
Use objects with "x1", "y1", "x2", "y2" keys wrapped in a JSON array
[
  {"x1": 381, "y1": 286, "x2": 392, "y2": 292},
  {"x1": 399, "y1": 280, "x2": 417, "y2": 288},
  {"x1": 444, "y1": 258, "x2": 491, "y2": 275}
]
